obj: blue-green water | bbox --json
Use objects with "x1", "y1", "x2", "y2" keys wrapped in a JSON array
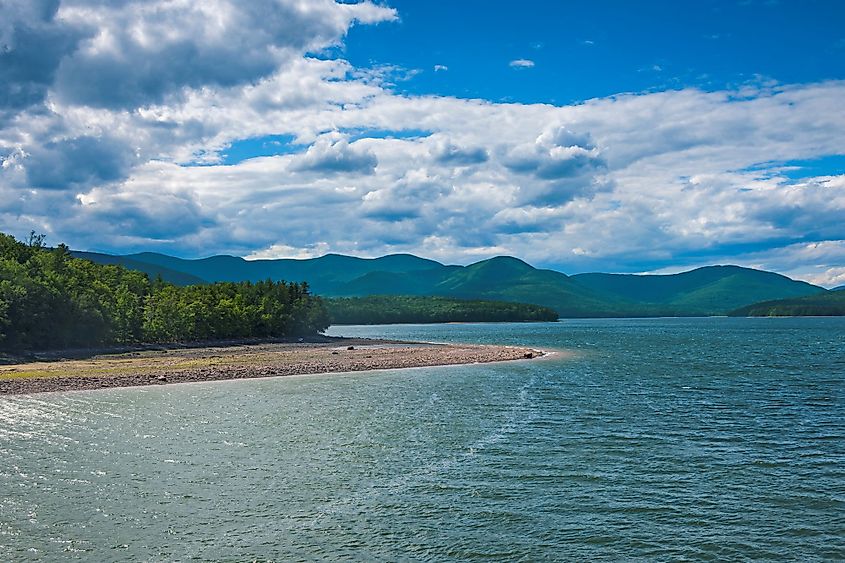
[{"x1": 1, "y1": 318, "x2": 843, "y2": 560}]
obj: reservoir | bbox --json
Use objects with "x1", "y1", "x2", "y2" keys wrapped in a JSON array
[{"x1": 1, "y1": 318, "x2": 843, "y2": 560}]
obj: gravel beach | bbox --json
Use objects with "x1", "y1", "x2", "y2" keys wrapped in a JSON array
[{"x1": 0, "y1": 338, "x2": 543, "y2": 395}]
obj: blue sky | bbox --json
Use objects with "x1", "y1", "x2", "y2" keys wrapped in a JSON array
[
  {"x1": 341, "y1": 0, "x2": 845, "y2": 104},
  {"x1": 1, "y1": 0, "x2": 845, "y2": 286}
]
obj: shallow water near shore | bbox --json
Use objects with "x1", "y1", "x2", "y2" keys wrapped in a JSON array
[{"x1": 1, "y1": 318, "x2": 843, "y2": 560}]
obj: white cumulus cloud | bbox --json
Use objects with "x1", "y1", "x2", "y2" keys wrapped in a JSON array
[
  {"x1": 509, "y1": 59, "x2": 535, "y2": 68},
  {"x1": 0, "y1": 1, "x2": 843, "y2": 285}
]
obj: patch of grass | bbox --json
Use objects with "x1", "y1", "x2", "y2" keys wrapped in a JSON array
[{"x1": 0, "y1": 363, "x2": 157, "y2": 380}]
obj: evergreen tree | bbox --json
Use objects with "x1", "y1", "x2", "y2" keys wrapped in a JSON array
[{"x1": 0, "y1": 232, "x2": 329, "y2": 351}]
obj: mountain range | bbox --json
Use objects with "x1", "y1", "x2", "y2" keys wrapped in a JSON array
[{"x1": 72, "y1": 250, "x2": 827, "y2": 317}]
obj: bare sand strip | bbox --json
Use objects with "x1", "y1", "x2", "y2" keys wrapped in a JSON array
[{"x1": 0, "y1": 338, "x2": 543, "y2": 395}]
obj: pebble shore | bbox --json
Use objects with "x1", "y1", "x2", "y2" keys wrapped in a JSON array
[{"x1": 0, "y1": 338, "x2": 543, "y2": 395}]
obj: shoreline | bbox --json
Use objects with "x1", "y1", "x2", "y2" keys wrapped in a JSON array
[{"x1": 0, "y1": 338, "x2": 544, "y2": 395}]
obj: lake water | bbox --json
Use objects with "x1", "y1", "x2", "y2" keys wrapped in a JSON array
[{"x1": 1, "y1": 318, "x2": 843, "y2": 560}]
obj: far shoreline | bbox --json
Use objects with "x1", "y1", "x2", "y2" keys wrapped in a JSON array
[{"x1": 0, "y1": 337, "x2": 545, "y2": 396}]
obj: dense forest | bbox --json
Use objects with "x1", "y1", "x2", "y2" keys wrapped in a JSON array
[
  {"x1": 729, "y1": 290, "x2": 845, "y2": 317},
  {"x1": 0, "y1": 233, "x2": 329, "y2": 351},
  {"x1": 326, "y1": 295, "x2": 559, "y2": 325}
]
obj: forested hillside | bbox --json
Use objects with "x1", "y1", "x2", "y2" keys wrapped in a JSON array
[
  {"x1": 730, "y1": 290, "x2": 845, "y2": 317},
  {"x1": 571, "y1": 266, "x2": 824, "y2": 314},
  {"x1": 0, "y1": 233, "x2": 329, "y2": 351},
  {"x1": 326, "y1": 296, "x2": 559, "y2": 325},
  {"x1": 72, "y1": 250, "x2": 207, "y2": 286},
  {"x1": 72, "y1": 250, "x2": 441, "y2": 291}
]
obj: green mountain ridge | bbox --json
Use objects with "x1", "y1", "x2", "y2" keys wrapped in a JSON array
[
  {"x1": 72, "y1": 251, "x2": 208, "y2": 286},
  {"x1": 417, "y1": 257, "x2": 642, "y2": 317},
  {"x1": 571, "y1": 266, "x2": 824, "y2": 315},
  {"x1": 71, "y1": 251, "x2": 441, "y2": 292},
  {"x1": 72, "y1": 250, "x2": 827, "y2": 317}
]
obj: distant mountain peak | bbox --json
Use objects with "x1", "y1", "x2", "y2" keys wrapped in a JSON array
[{"x1": 470, "y1": 255, "x2": 534, "y2": 270}]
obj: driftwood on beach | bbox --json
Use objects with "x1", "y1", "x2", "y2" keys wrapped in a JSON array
[{"x1": 0, "y1": 338, "x2": 544, "y2": 395}]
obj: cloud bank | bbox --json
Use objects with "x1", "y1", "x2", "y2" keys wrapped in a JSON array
[{"x1": 1, "y1": 0, "x2": 844, "y2": 285}]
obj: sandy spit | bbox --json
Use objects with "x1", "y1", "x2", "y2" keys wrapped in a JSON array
[{"x1": 0, "y1": 338, "x2": 543, "y2": 395}]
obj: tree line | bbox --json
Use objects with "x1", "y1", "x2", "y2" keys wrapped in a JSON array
[
  {"x1": 326, "y1": 295, "x2": 559, "y2": 325},
  {"x1": 0, "y1": 233, "x2": 329, "y2": 351},
  {"x1": 729, "y1": 290, "x2": 845, "y2": 317}
]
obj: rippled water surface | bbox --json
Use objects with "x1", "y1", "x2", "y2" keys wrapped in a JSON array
[{"x1": 1, "y1": 318, "x2": 844, "y2": 560}]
